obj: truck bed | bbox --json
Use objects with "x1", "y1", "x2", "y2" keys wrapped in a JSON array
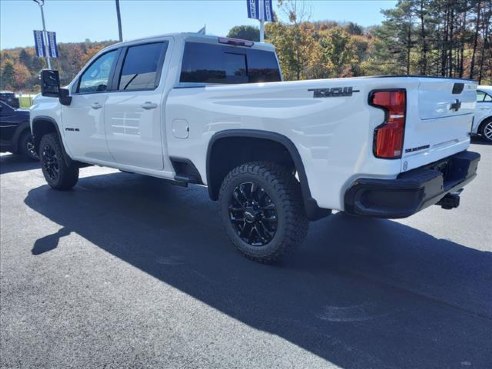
[{"x1": 166, "y1": 76, "x2": 476, "y2": 211}]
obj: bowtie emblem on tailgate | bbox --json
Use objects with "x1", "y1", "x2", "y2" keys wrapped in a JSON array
[{"x1": 450, "y1": 99, "x2": 462, "y2": 112}]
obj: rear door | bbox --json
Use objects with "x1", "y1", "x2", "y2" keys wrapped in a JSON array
[
  {"x1": 402, "y1": 78, "x2": 476, "y2": 171},
  {"x1": 104, "y1": 41, "x2": 169, "y2": 170}
]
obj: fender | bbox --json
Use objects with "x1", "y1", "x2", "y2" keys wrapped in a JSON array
[
  {"x1": 206, "y1": 129, "x2": 330, "y2": 220},
  {"x1": 32, "y1": 116, "x2": 73, "y2": 167}
]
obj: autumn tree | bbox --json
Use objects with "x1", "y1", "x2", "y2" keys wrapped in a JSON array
[
  {"x1": 266, "y1": 21, "x2": 315, "y2": 80},
  {"x1": 19, "y1": 49, "x2": 33, "y2": 70},
  {"x1": 13, "y1": 63, "x2": 31, "y2": 91},
  {"x1": 320, "y1": 27, "x2": 357, "y2": 77}
]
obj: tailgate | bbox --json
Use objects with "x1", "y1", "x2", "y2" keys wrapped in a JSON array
[{"x1": 402, "y1": 78, "x2": 476, "y2": 172}]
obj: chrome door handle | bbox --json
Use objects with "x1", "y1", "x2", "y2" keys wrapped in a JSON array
[
  {"x1": 141, "y1": 102, "x2": 158, "y2": 110},
  {"x1": 91, "y1": 102, "x2": 102, "y2": 110}
]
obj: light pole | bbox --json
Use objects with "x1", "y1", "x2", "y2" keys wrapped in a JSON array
[
  {"x1": 259, "y1": 0, "x2": 265, "y2": 42},
  {"x1": 115, "y1": 0, "x2": 123, "y2": 42},
  {"x1": 32, "y1": 0, "x2": 51, "y2": 69}
]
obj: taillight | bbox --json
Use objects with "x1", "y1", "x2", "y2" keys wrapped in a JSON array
[{"x1": 369, "y1": 89, "x2": 406, "y2": 159}]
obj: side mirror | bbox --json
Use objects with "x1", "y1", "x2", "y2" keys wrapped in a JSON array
[
  {"x1": 41, "y1": 70, "x2": 60, "y2": 98},
  {"x1": 59, "y1": 88, "x2": 72, "y2": 106}
]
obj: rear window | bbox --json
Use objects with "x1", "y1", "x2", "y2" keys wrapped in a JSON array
[{"x1": 180, "y1": 42, "x2": 281, "y2": 84}]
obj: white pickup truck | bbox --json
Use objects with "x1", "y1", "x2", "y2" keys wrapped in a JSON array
[{"x1": 31, "y1": 33, "x2": 480, "y2": 263}]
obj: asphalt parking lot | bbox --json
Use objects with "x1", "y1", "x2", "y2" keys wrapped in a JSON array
[{"x1": 1, "y1": 140, "x2": 491, "y2": 369}]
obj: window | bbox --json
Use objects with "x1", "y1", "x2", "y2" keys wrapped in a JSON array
[
  {"x1": 477, "y1": 91, "x2": 492, "y2": 102},
  {"x1": 247, "y1": 48, "x2": 282, "y2": 83},
  {"x1": 477, "y1": 91, "x2": 485, "y2": 102},
  {"x1": 0, "y1": 101, "x2": 13, "y2": 115},
  {"x1": 78, "y1": 50, "x2": 118, "y2": 94},
  {"x1": 180, "y1": 43, "x2": 247, "y2": 84},
  {"x1": 180, "y1": 42, "x2": 281, "y2": 84},
  {"x1": 118, "y1": 42, "x2": 167, "y2": 91}
]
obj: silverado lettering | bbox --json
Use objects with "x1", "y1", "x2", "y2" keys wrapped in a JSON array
[{"x1": 308, "y1": 87, "x2": 359, "y2": 98}]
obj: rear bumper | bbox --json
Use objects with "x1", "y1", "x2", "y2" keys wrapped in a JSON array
[{"x1": 344, "y1": 150, "x2": 480, "y2": 218}]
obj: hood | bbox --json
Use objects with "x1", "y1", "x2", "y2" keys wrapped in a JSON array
[{"x1": 15, "y1": 108, "x2": 30, "y2": 118}]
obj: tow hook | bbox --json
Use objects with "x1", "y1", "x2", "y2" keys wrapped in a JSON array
[{"x1": 437, "y1": 191, "x2": 462, "y2": 210}]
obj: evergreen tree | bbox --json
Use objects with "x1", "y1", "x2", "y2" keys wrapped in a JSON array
[
  {"x1": 1, "y1": 60, "x2": 15, "y2": 90},
  {"x1": 227, "y1": 26, "x2": 260, "y2": 41}
]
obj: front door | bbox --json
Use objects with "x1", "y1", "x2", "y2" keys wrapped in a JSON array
[
  {"x1": 104, "y1": 41, "x2": 169, "y2": 170},
  {"x1": 61, "y1": 49, "x2": 119, "y2": 162}
]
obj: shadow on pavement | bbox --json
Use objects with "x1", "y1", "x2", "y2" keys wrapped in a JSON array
[
  {"x1": 0, "y1": 154, "x2": 39, "y2": 174},
  {"x1": 24, "y1": 172, "x2": 492, "y2": 369},
  {"x1": 31, "y1": 227, "x2": 72, "y2": 255},
  {"x1": 470, "y1": 136, "x2": 492, "y2": 146}
]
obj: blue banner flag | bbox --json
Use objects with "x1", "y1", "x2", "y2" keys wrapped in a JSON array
[
  {"x1": 247, "y1": 0, "x2": 274, "y2": 21},
  {"x1": 263, "y1": 0, "x2": 274, "y2": 22},
  {"x1": 33, "y1": 30, "x2": 45, "y2": 57},
  {"x1": 247, "y1": 0, "x2": 259, "y2": 19},
  {"x1": 47, "y1": 31, "x2": 58, "y2": 58}
]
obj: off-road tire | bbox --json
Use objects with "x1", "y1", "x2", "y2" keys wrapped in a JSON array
[
  {"x1": 219, "y1": 161, "x2": 309, "y2": 263},
  {"x1": 39, "y1": 133, "x2": 79, "y2": 190}
]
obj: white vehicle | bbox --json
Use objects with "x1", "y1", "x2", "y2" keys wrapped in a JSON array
[
  {"x1": 31, "y1": 33, "x2": 480, "y2": 263},
  {"x1": 471, "y1": 85, "x2": 492, "y2": 142}
]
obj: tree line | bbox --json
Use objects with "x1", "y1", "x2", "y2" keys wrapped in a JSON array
[
  {"x1": 0, "y1": 40, "x2": 114, "y2": 92},
  {"x1": 232, "y1": 0, "x2": 491, "y2": 83},
  {"x1": 369, "y1": 0, "x2": 491, "y2": 80},
  {"x1": 1, "y1": 0, "x2": 490, "y2": 93}
]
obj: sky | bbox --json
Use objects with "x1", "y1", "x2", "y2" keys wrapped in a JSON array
[{"x1": 0, "y1": 0, "x2": 397, "y2": 50}]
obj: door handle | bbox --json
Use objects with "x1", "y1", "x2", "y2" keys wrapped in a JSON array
[
  {"x1": 91, "y1": 102, "x2": 102, "y2": 110},
  {"x1": 141, "y1": 102, "x2": 158, "y2": 110}
]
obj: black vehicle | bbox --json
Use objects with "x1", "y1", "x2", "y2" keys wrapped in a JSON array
[
  {"x1": 0, "y1": 101, "x2": 37, "y2": 160},
  {"x1": 0, "y1": 91, "x2": 20, "y2": 109}
]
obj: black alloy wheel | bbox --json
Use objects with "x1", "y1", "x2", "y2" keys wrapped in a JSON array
[
  {"x1": 25, "y1": 135, "x2": 38, "y2": 160},
  {"x1": 19, "y1": 132, "x2": 39, "y2": 160},
  {"x1": 229, "y1": 182, "x2": 278, "y2": 246},
  {"x1": 41, "y1": 142, "x2": 60, "y2": 181}
]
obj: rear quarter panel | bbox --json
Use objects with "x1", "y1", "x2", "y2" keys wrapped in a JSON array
[{"x1": 166, "y1": 78, "x2": 409, "y2": 210}]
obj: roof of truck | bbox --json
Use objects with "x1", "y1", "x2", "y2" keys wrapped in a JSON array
[{"x1": 108, "y1": 32, "x2": 276, "y2": 52}]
